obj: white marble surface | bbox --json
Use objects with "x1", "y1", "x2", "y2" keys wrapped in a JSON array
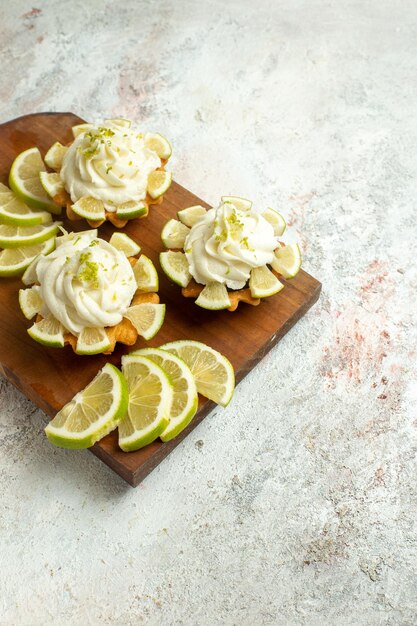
[{"x1": 1, "y1": 1, "x2": 417, "y2": 624}]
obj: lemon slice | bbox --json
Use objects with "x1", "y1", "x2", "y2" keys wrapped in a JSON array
[
  {"x1": 162, "y1": 340, "x2": 235, "y2": 407},
  {"x1": 147, "y1": 170, "x2": 172, "y2": 200},
  {"x1": 119, "y1": 355, "x2": 173, "y2": 451},
  {"x1": 72, "y1": 123, "x2": 94, "y2": 138},
  {"x1": 71, "y1": 197, "x2": 106, "y2": 221},
  {"x1": 271, "y1": 244, "x2": 302, "y2": 279},
  {"x1": 221, "y1": 195, "x2": 252, "y2": 211},
  {"x1": 115, "y1": 201, "x2": 147, "y2": 221},
  {"x1": 161, "y1": 218, "x2": 190, "y2": 249},
  {"x1": 249, "y1": 265, "x2": 284, "y2": 298},
  {"x1": 39, "y1": 171, "x2": 65, "y2": 200},
  {"x1": 109, "y1": 232, "x2": 141, "y2": 257},
  {"x1": 9, "y1": 147, "x2": 61, "y2": 213},
  {"x1": 0, "y1": 182, "x2": 52, "y2": 226},
  {"x1": 45, "y1": 363, "x2": 128, "y2": 449},
  {"x1": 55, "y1": 229, "x2": 98, "y2": 248},
  {"x1": 17, "y1": 238, "x2": 56, "y2": 282},
  {"x1": 124, "y1": 303, "x2": 166, "y2": 340},
  {"x1": 159, "y1": 250, "x2": 191, "y2": 287},
  {"x1": 131, "y1": 347, "x2": 198, "y2": 442},
  {"x1": 177, "y1": 205, "x2": 207, "y2": 227},
  {"x1": 0, "y1": 221, "x2": 60, "y2": 248},
  {"x1": 18, "y1": 285, "x2": 43, "y2": 319},
  {"x1": 262, "y1": 208, "x2": 286, "y2": 236},
  {"x1": 195, "y1": 282, "x2": 231, "y2": 310},
  {"x1": 132, "y1": 254, "x2": 159, "y2": 291},
  {"x1": 106, "y1": 118, "x2": 131, "y2": 128},
  {"x1": 144, "y1": 133, "x2": 172, "y2": 159},
  {"x1": 75, "y1": 327, "x2": 112, "y2": 355},
  {"x1": 44, "y1": 142, "x2": 68, "y2": 171},
  {"x1": 27, "y1": 314, "x2": 65, "y2": 348}
]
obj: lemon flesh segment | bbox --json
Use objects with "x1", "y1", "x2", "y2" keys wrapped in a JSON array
[
  {"x1": 119, "y1": 355, "x2": 173, "y2": 451},
  {"x1": 45, "y1": 363, "x2": 128, "y2": 449},
  {"x1": 19, "y1": 286, "x2": 43, "y2": 320},
  {"x1": 109, "y1": 232, "x2": 141, "y2": 257},
  {"x1": 0, "y1": 221, "x2": 61, "y2": 249},
  {"x1": 0, "y1": 182, "x2": 52, "y2": 226},
  {"x1": 159, "y1": 251, "x2": 191, "y2": 288},
  {"x1": 249, "y1": 265, "x2": 284, "y2": 298},
  {"x1": 147, "y1": 170, "x2": 172, "y2": 200},
  {"x1": 144, "y1": 133, "x2": 172, "y2": 159},
  {"x1": 8, "y1": 238, "x2": 55, "y2": 281},
  {"x1": 133, "y1": 254, "x2": 159, "y2": 291},
  {"x1": 27, "y1": 314, "x2": 65, "y2": 348},
  {"x1": 161, "y1": 340, "x2": 235, "y2": 407},
  {"x1": 177, "y1": 205, "x2": 207, "y2": 227},
  {"x1": 130, "y1": 347, "x2": 199, "y2": 442},
  {"x1": 9, "y1": 147, "x2": 61, "y2": 213},
  {"x1": 105, "y1": 118, "x2": 131, "y2": 128},
  {"x1": 124, "y1": 303, "x2": 166, "y2": 341},
  {"x1": 115, "y1": 201, "x2": 148, "y2": 220},
  {"x1": 72, "y1": 123, "x2": 94, "y2": 138},
  {"x1": 75, "y1": 327, "x2": 112, "y2": 355},
  {"x1": 195, "y1": 282, "x2": 231, "y2": 310},
  {"x1": 40, "y1": 171, "x2": 65, "y2": 199},
  {"x1": 161, "y1": 218, "x2": 190, "y2": 249},
  {"x1": 262, "y1": 208, "x2": 286, "y2": 236},
  {"x1": 71, "y1": 197, "x2": 106, "y2": 221},
  {"x1": 221, "y1": 195, "x2": 252, "y2": 211},
  {"x1": 271, "y1": 244, "x2": 302, "y2": 279},
  {"x1": 55, "y1": 229, "x2": 98, "y2": 248},
  {"x1": 44, "y1": 142, "x2": 68, "y2": 171}
]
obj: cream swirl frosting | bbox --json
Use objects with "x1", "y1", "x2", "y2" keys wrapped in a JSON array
[
  {"x1": 35, "y1": 233, "x2": 137, "y2": 335},
  {"x1": 60, "y1": 120, "x2": 161, "y2": 211},
  {"x1": 184, "y1": 201, "x2": 278, "y2": 289}
]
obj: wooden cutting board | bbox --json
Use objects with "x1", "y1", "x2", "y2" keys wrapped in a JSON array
[{"x1": 0, "y1": 112, "x2": 321, "y2": 486}]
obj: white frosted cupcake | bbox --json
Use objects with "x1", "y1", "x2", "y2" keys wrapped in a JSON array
[
  {"x1": 160, "y1": 196, "x2": 301, "y2": 311},
  {"x1": 40, "y1": 118, "x2": 172, "y2": 228},
  {"x1": 19, "y1": 230, "x2": 165, "y2": 354}
]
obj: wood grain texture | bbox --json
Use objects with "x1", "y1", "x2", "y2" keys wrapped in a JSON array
[{"x1": 0, "y1": 113, "x2": 321, "y2": 486}]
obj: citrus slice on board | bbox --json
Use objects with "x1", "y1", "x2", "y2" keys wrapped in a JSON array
[
  {"x1": 0, "y1": 183, "x2": 52, "y2": 226},
  {"x1": 161, "y1": 340, "x2": 235, "y2": 407},
  {"x1": 44, "y1": 363, "x2": 128, "y2": 449},
  {"x1": 161, "y1": 218, "x2": 190, "y2": 249},
  {"x1": 124, "y1": 303, "x2": 166, "y2": 340},
  {"x1": 44, "y1": 142, "x2": 68, "y2": 171},
  {"x1": 144, "y1": 133, "x2": 172, "y2": 159},
  {"x1": 75, "y1": 327, "x2": 112, "y2": 355},
  {"x1": 132, "y1": 254, "x2": 159, "y2": 292},
  {"x1": 221, "y1": 196, "x2": 252, "y2": 211},
  {"x1": 0, "y1": 221, "x2": 60, "y2": 248},
  {"x1": 109, "y1": 232, "x2": 141, "y2": 257},
  {"x1": 271, "y1": 244, "x2": 302, "y2": 279},
  {"x1": 249, "y1": 265, "x2": 284, "y2": 298},
  {"x1": 130, "y1": 347, "x2": 198, "y2": 442},
  {"x1": 27, "y1": 314, "x2": 65, "y2": 348},
  {"x1": 115, "y1": 201, "x2": 147, "y2": 220},
  {"x1": 119, "y1": 355, "x2": 173, "y2": 451},
  {"x1": 177, "y1": 205, "x2": 207, "y2": 227},
  {"x1": 71, "y1": 197, "x2": 106, "y2": 221},
  {"x1": 147, "y1": 170, "x2": 172, "y2": 200},
  {"x1": 18, "y1": 285, "x2": 43, "y2": 320},
  {"x1": 261, "y1": 208, "x2": 286, "y2": 236},
  {"x1": 39, "y1": 171, "x2": 65, "y2": 199},
  {"x1": 9, "y1": 147, "x2": 61, "y2": 213},
  {"x1": 159, "y1": 251, "x2": 191, "y2": 287},
  {"x1": 195, "y1": 282, "x2": 231, "y2": 310}
]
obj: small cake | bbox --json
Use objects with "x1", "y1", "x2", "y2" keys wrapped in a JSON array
[
  {"x1": 40, "y1": 118, "x2": 172, "y2": 228},
  {"x1": 19, "y1": 230, "x2": 165, "y2": 354},
  {"x1": 159, "y1": 196, "x2": 301, "y2": 311}
]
